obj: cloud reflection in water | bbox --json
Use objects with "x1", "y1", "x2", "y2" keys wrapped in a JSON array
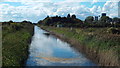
[{"x1": 26, "y1": 26, "x2": 96, "y2": 66}]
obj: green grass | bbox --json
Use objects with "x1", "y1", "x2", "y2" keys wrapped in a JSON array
[{"x1": 2, "y1": 23, "x2": 34, "y2": 67}]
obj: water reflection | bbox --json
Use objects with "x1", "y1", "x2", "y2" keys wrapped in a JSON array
[{"x1": 26, "y1": 26, "x2": 96, "y2": 66}]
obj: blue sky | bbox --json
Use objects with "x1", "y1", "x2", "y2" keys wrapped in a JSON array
[
  {"x1": 1, "y1": 2, "x2": 23, "y2": 7},
  {"x1": 0, "y1": 2, "x2": 106, "y2": 8},
  {"x1": 0, "y1": 0, "x2": 119, "y2": 23}
]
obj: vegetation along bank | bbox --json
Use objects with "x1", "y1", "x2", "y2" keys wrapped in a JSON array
[
  {"x1": 37, "y1": 14, "x2": 120, "y2": 66},
  {"x1": 40, "y1": 26, "x2": 120, "y2": 66},
  {"x1": 2, "y1": 21, "x2": 34, "y2": 67}
]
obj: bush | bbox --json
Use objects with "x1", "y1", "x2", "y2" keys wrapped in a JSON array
[{"x1": 107, "y1": 27, "x2": 120, "y2": 34}]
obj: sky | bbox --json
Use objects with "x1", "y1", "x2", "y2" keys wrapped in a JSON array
[{"x1": 0, "y1": 0, "x2": 119, "y2": 23}]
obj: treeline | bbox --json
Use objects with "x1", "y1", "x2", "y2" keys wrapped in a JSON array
[
  {"x1": 85, "y1": 16, "x2": 120, "y2": 27},
  {"x1": 38, "y1": 14, "x2": 120, "y2": 28},
  {"x1": 2, "y1": 20, "x2": 33, "y2": 25},
  {"x1": 2, "y1": 20, "x2": 33, "y2": 31},
  {"x1": 38, "y1": 14, "x2": 83, "y2": 27}
]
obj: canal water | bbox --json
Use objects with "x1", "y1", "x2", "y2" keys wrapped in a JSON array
[{"x1": 26, "y1": 26, "x2": 96, "y2": 66}]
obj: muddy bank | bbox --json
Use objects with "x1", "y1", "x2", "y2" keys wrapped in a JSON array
[{"x1": 40, "y1": 27, "x2": 120, "y2": 66}]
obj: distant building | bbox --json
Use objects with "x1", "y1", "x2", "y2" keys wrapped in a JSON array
[
  {"x1": 118, "y1": 1, "x2": 120, "y2": 18},
  {"x1": 102, "y1": 13, "x2": 106, "y2": 16},
  {"x1": 95, "y1": 16, "x2": 98, "y2": 21}
]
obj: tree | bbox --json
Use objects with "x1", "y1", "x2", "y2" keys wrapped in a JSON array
[
  {"x1": 84, "y1": 16, "x2": 94, "y2": 27},
  {"x1": 71, "y1": 14, "x2": 76, "y2": 19},
  {"x1": 67, "y1": 14, "x2": 70, "y2": 18},
  {"x1": 113, "y1": 17, "x2": 119, "y2": 23},
  {"x1": 38, "y1": 20, "x2": 43, "y2": 24},
  {"x1": 46, "y1": 15, "x2": 49, "y2": 18},
  {"x1": 98, "y1": 16, "x2": 111, "y2": 27},
  {"x1": 56, "y1": 15, "x2": 58, "y2": 18},
  {"x1": 85, "y1": 16, "x2": 94, "y2": 23},
  {"x1": 100, "y1": 16, "x2": 110, "y2": 22},
  {"x1": 22, "y1": 20, "x2": 28, "y2": 23},
  {"x1": 113, "y1": 17, "x2": 120, "y2": 27},
  {"x1": 9, "y1": 20, "x2": 13, "y2": 23},
  {"x1": 42, "y1": 18, "x2": 53, "y2": 26}
]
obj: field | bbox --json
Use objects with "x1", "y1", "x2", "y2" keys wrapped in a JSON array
[{"x1": 2, "y1": 22, "x2": 34, "y2": 67}]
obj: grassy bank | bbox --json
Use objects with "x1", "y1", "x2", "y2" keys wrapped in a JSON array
[
  {"x1": 2, "y1": 22, "x2": 34, "y2": 67},
  {"x1": 41, "y1": 26, "x2": 120, "y2": 66}
]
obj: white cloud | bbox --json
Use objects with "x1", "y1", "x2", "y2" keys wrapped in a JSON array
[
  {"x1": 1, "y1": 0, "x2": 52, "y2": 2},
  {"x1": 102, "y1": 1, "x2": 118, "y2": 17},
  {"x1": 90, "y1": 5, "x2": 102, "y2": 16},
  {"x1": 0, "y1": 0, "x2": 119, "y2": 22},
  {"x1": 89, "y1": 0, "x2": 119, "y2": 18},
  {"x1": 92, "y1": 0, "x2": 99, "y2": 4},
  {"x1": 0, "y1": 2, "x2": 93, "y2": 22},
  {"x1": 1, "y1": 0, "x2": 119, "y2": 2},
  {"x1": 0, "y1": 3, "x2": 49, "y2": 22}
]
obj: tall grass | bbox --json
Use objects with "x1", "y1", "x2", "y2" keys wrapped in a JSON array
[
  {"x1": 41, "y1": 26, "x2": 120, "y2": 65},
  {"x1": 2, "y1": 23, "x2": 34, "y2": 67}
]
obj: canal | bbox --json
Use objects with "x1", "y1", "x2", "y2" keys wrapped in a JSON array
[{"x1": 26, "y1": 26, "x2": 96, "y2": 66}]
